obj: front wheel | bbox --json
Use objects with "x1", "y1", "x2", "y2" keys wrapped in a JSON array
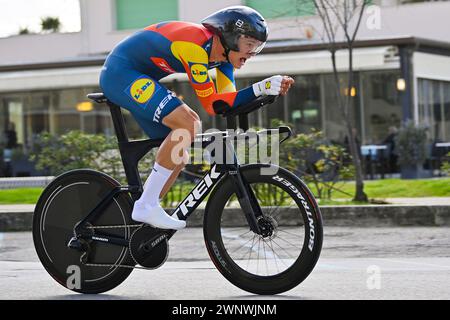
[{"x1": 203, "y1": 164, "x2": 323, "y2": 295}]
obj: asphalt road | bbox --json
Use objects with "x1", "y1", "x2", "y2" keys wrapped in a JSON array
[{"x1": 1, "y1": 227, "x2": 449, "y2": 300}]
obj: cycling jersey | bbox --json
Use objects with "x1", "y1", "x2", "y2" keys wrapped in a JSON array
[{"x1": 100, "y1": 21, "x2": 257, "y2": 139}]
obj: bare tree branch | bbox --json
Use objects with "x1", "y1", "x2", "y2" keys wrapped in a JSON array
[
  {"x1": 308, "y1": 0, "x2": 369, "y2": 202},
  {"x1": 351, "y1": 0, "x2": 369, "y2": 42}
]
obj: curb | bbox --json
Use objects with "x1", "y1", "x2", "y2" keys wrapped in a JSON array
[{"x1": 1, "y1": 205, "x2": 449, "y2": 232}]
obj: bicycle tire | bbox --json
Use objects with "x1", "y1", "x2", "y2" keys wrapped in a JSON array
[
  {"x1": 203, "y1": 164, "x2": 323, "y2": 295},
  {"x1": 32, "y1": 169, "x2": 135, "y2": 294}
]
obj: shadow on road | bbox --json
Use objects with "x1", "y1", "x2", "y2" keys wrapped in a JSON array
[
  {"x1": 45, "y1": 294, "x2": 134, "y2": 300},
  {"x1": 230, "y1": 294, "x2": 308, "y2": 300}
]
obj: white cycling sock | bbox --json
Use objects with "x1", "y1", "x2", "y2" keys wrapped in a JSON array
[
  {"x1": 132, "y1": 162, "x2": 186, "y2": 230},
  {"x1": 139, "y1": 162, "x2": 173, "y2": 207}
]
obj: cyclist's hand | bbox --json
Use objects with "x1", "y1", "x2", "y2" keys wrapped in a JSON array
[
  {"x1": 280, "y1": 76, "x2": 294, "y2": 96},
  {"x1": 252, "y1": 75, "x2": 283, "y2": 96},
  {"x1": 253, "y1": 75, "x2": 295, "y2": 96}
]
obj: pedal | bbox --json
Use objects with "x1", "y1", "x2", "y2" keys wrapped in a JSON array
[
  {"x1": 67, "y1": 236, "x2": 89, "y2": 251},
  {"x1": 129, "y1": 225, "x2": 169, "y2": 269},
  {"x1": 67, "y1": 237, "x2": 83, "y2": 250}
]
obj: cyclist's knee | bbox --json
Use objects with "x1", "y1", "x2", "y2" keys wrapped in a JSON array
[{"x1": 163, "y1": 104, "x2": 200, "y2": 141}]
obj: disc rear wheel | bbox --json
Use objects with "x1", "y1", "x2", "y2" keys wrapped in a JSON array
[{"x1": 32, "y1": 169, "x2": 135, "y2": 294}]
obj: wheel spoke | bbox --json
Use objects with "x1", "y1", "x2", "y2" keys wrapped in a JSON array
[
  {"x1": 275, "y1": 234, "x2": 302, "y2": 250},
  {"x1": 222, "y1": 229, "x2": 252, "y2": 247},
  {"x1": 256, "y1": 237, "x2": 261, "y2": 275},
  {"x1": 262, "y1": 240, "x2": 269, "y2": 276},
  {"x1": 270, "y1": 238, "x2": 296, "y2": 260},
  {"x1": 228, "y1": 233, "x2": 256, "y2": 255},
  {"x1": 245, "y1": 234, "x2": 257, "y2": 271},
  {"x1": 278, "y1": 229, "x2": 304, "y2": 238},
  {"x1": 266, "y1": 239, "x2": 289, "y2": 268}
]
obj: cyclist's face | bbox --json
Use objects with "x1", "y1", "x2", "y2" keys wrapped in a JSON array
[
  {"x1": 237, "y1": 35, "x2": 265, "y2": 55},
  {"x1": 229, "y1": 36, "x2": 265, "y2": 69}
]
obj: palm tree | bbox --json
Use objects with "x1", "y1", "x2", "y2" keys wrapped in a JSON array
[{"x1": 41, "y1": 16, "x2": 61, "y2": 33}]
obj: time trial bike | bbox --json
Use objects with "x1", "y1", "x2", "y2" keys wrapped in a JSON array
[{"x1": 32, "y1": 93, "x2": 323, "y2": 295}]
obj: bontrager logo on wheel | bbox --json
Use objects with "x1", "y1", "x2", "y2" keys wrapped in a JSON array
[{"x1": 272, "y1": 175, "x2": 316, "y2": 252}]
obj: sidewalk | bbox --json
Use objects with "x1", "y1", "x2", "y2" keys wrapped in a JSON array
[
  {"x1": 0, "y1": 198, "x2": 449, "y2": 231},
  {"x1": 327, "y1": 197, "x2": 450, "y2": 206},
  {"x1": 382, "y1": 197, "x2": 450, "y2": 205}
]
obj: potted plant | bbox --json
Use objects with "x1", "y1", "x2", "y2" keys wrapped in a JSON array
[{"x1": 395, "y1": 121, "x2": 429, "y2": 179}]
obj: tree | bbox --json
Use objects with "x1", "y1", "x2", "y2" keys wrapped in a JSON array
[
  {"x1": 41, "y1": 16, "x2": 61, "y2": 33},
  {"x1": 305, "y1": 0, "x2": 370, "y2": 201},
  {"x1": 18, "y1": 27, "x2": 30, "y2": 35}
]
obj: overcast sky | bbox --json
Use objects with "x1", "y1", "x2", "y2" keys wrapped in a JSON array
[{"x1": 0, "y1": 0, "x2": 81, "y2": 37}]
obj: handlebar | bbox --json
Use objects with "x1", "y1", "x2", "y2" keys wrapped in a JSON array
[{"x1": 213, "y1": 95, "x2": 278, "y2": 118}]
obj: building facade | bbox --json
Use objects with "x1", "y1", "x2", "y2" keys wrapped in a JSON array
[{"x1": 1, "y1": 0, "x2": 450, "y2": 176}]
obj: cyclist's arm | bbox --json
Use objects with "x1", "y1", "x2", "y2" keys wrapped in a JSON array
[
  {"x1": 215, "y1": 62, "x2": 236, "y2": 93},
  {"x1": 172, "y1": 42, "x2": 256, "y2": 115}
]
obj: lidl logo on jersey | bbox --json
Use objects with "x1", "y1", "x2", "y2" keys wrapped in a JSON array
[
  {"x1": 129, "y1": 77, "x2": 156, "y2": 104},
  {"x1": 189, "y1": 63, "x2": 208, "y2": 84}
]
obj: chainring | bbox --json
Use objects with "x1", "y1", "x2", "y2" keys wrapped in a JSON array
[{"x1": 129, "y1": 225, "x2": 169, "y2": 269}]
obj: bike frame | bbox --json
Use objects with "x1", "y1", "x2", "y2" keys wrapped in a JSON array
[{"x1": 73, "y1": 97, "x2": 285, "y2": 248}]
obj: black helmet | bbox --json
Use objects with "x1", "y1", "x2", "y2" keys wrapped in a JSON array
[{"x1": 201, "y1": 5, "x2": 268, "y2": 54}]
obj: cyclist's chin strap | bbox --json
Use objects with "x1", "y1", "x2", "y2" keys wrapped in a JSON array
[{"x1": 223, "y1": 47, "x2": 231, "y2": 63}]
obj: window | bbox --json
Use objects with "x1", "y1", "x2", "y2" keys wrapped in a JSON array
[
  {"x1": 323, "y1": 73, "x2": 362, "y2": 145},
  {"x1": 245, "y1": 0, "x2": 316, "y2": 19},
  {"x1": 287, "y1": 75, "x2": 322, "y2": 133},
  {"x1": 115, "y1": 0, "x2": 178, "y2": 30},
  {"x1": 360, "y1": 71, "x2": 401, "y2": 145},
  {"x1": 0, "y1": 88, "x2": 132, "y2": 152},
  {"x1": 418, "y1": 78, "x2": 450, "y2": 142}
]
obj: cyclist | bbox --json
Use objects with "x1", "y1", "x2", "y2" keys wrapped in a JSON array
[{"x1": 99, "y1": 6, "x2": 295, "y2": 230}]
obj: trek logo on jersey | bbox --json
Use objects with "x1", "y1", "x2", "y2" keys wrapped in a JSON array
[
  {"x1": 195, "y1": 87, "x2": 214, "y2": 98},
  {"x1": 128, "y1": 77, "x2": 156, "y2": 104},
  {"x1": 153, "y1": 90, "x2": 177, "y2": 123},
  {"x1": 150, "y1": 57, "x2": 176, "y2": 74},
  {"x1": 189, "y1": 62, "x2": 208, "y2": 84}
]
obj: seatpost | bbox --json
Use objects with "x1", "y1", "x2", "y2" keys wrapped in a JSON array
[
  {"x1": 106, "y1": 101, "x2": 144, "y2": 195},
  {"x1": 107, "y1": 102, "x2": 129, "y2": 143}
]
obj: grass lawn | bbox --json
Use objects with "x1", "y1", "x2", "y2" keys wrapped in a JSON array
[
  {"x1": 322, "y1": 177, "x2": 450, "y2": 199},
  {"x1": 0, "y1": 188, "x2": 43, "y2": 204},
  {"x1": 0, "y1": 177, "x2": 449, "y2": 205}
]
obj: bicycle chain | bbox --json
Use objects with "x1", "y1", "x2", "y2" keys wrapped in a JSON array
[
  {"x1": 86, "y1": 224, "x2": 143, "y2": 229},
  {"x1": 85, "y1": 262, "x2": 151, "y2": 270},
  {"x1": 83, "y1": 223, "x2": 151, "y2": 269}
]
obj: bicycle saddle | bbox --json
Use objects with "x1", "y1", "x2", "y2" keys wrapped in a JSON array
[{"x1": 87, "y1": 93, "x2": 108, "y2": 103}]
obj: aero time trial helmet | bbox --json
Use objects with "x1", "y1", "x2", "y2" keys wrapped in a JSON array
[{"x1": 201, "y1": 6, "x2": 268, "y2": 56}]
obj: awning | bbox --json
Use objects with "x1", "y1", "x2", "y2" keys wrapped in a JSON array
[
  {"x1": 235, "y1": 46, "x2": 399, "y2": 77},
  {"x1": 0, "y1": 46, "x2": 399, "y2": 92}
]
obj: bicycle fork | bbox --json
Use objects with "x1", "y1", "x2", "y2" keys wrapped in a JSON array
[{"x1": 223, "y1": 140, "x2": 263, "y2": 235}]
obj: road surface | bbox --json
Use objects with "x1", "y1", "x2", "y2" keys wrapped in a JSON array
[{"x1": 1, "y1": 227, "x2": 449, "y2": 300}]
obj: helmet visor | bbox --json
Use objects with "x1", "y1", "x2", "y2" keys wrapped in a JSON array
[{"x1": 236, "y1": 35, "x2": 266, "y2": 55}]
